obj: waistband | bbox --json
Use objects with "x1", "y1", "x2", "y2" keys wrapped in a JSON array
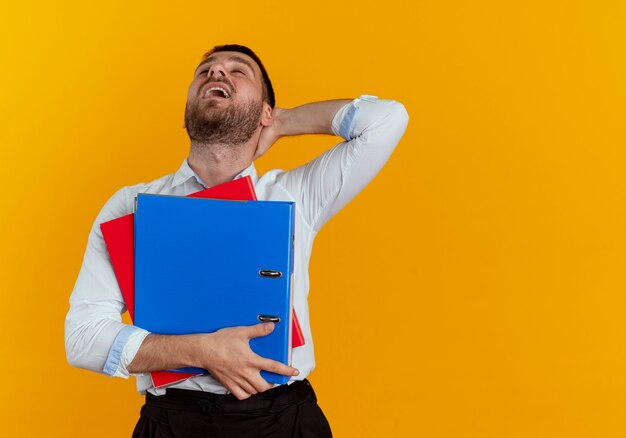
[{"x1": 145, "y1": 379, "x2": 315, "y2": 414}]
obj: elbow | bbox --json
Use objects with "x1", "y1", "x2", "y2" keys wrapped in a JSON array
[
  {"x1": 64, "y1": 317, "x2": 110, "y2": 374},
  {"x1": 64, "y1": 300, "x2": 127, "y2": 374},
  {"x1": 64, "y1": 318, "x2": 79, "y2": 368},
  {"x1": 389, "y1": 101, "x2": 410, "y2": 133},
  {"x1": 364, "y1": 99, "x2": 410, "y2": 144},
  {"x1": 64, "y1": 325, "x2": 91, "y2": 371},
  {"x1": 374, "y1": 101, "x2": 409, "y2": 151},
  {"x1": 65, "y1": 348, "x2": 84, "y2": 370},
  {"x1": 65, "y1": 340, "x2": 85, "y2": 370}
]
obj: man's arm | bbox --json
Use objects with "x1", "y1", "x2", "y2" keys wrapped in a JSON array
[
  {"x1": 257, "y1": 95, "x2": 409, "y2": 231},
  {"x1": 254, "y1": 99, "x2": 352, "y2": 158},
  {"x1": 65, "y1": 187, "x2": 145, "y2": 377},
  {"x1": 126, "y1": 324, "x2": 299, "y2": 400},
  {"x1": 65, "y1": 187, "x2": 299, "y2": 401}
]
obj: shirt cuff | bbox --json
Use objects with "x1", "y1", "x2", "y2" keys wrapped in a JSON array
[
  {"x1": 331, "y1": 95, "x2": 379, "y2": 140},
  {"x1": 103, "y1": 325, "x2": 151, "y2": 378}
]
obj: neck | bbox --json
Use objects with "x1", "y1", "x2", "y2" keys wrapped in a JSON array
[{"x1": 187, "y1": 137, "x2": 257, "y2": 188}]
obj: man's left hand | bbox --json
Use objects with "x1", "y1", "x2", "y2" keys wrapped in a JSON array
[{"x1": 254, "y1": 108, "x2": 284, "y2": 160}]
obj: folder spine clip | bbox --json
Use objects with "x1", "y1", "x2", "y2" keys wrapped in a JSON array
[
  {"x1": 259, "y1": 270, "x2": 283, "y2": 279},
  {"x1": 258, "y1": 315, "x2": 281, "y2": 323}
]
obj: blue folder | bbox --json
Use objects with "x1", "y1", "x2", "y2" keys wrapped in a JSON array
[{"x1": 134, "y1": 194, "x2": 295, "y2": 384}]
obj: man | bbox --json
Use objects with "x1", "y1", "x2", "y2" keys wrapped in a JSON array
[{"x1": 65, "y1": 44, "x2": 408, "y2": 437}]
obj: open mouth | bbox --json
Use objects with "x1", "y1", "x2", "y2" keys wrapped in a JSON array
[{"x1": 204, "y1": 86, "x2": 231, "y2": 99}]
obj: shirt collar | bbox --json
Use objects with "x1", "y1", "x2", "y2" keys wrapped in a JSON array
[{"x1": 172, "y1": 159, "x2": 258, "y2": 189}]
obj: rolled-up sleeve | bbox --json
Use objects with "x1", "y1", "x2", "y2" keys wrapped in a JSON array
[
  {"x1": 279, "y1": 95, "x2": 409, "y2": 232},
  {"x1": 103, "y1": 325, "x2": 150, "y2": 377},
  {"x1": 64, "y1": 187, "x2": 150, "y2": 378}
]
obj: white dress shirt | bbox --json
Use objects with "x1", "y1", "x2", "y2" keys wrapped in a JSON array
[{"x1": 65, "y1": 95, "x2": 409, "y2": 395}]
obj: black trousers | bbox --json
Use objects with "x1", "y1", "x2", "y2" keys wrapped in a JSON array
[{"x1": 132, "y1": 379, "x2": 333, "y2": 438}]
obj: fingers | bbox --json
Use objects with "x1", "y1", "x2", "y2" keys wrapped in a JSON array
[
  {"x1": 239, "y1": 363, "x2": 275, "y2": 393},
  {"x1": 249, "y1": 374, "x2": 274, "y2": 393},
  {"x1": 228, "y1": 383, "x2": 251, "y2": 400},
  {"x1": 242, "y1": 371, "x2": 274, "y2": 394},
  {"x1": 218, "y1": 370, "x2": 274, "y2": 400},
  {"x1": 246, "y1": 322, "x2": 275, "y2": 339},
  {"x1": 228, "y1": 379, "x2": 271, "y2": 400},
  {"x1": 215, "y1": 372, "x2": 257, "y2": 400},
  {"x1": 205, "y1": 323, "x2": 295, "y2": 399},
  {"x1": 255, "y1": 357, "x2": 300, "y2": 378},
  {"x1": 236, "y1": 379, "x2": 259, "y2": 397}
]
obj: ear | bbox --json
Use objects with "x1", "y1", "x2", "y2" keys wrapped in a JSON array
[{"x1": 260, "y1": 103, "x2": 273, "y2": 127}]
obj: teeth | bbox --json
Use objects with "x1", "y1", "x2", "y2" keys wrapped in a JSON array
[{"x1": 205, "y1": 86, "x2": 230, "y2": 98}]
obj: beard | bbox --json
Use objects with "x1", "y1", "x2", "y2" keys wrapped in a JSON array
[{"x1": 184, "y1": 95, "x2": 263, "y2": 146}]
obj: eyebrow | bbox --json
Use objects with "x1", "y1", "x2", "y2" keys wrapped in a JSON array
[{"x1": 195, "y1": 56, "x2": 256, "y2": 77}]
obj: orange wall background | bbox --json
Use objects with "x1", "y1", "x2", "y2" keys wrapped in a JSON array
[{"x1": 1, "y1": 1, "x2": 625, "y2": 436}]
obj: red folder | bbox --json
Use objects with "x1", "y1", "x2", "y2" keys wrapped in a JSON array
[{"x1": 100, "y1": 176, "x2": 304, "y2": 388}]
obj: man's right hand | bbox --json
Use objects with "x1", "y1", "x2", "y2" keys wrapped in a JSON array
[
  {"x1": 127, "y1": 322, "x2": 299, "y2": 401},
  {"x1": 193, "y1": 322, "x2": 299, "y2": 400}
]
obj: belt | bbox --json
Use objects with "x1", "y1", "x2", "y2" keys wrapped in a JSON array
[{"x1": 145, "y1": 379, "x2": 315, "y2": 414}]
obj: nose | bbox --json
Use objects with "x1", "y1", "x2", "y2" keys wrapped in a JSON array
[{"x1": 208, "y1": 63, "x2": 226, "y2": 78}]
